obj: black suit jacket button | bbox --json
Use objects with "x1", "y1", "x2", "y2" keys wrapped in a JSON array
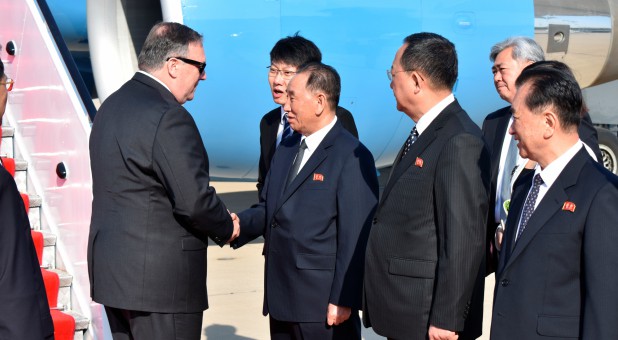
[
  {"x1": 372, "y1": 217, "x2": 378, "y2": 224},
  {"x1": 271, "y1": 222, "x2": 278, "y2": 228},
  {"x1": 500, "y1": 279, "x2": 510, "y2": 287}
]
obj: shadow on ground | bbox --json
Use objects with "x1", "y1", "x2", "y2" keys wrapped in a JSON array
[{"x1": 204, "y1": 324, "x2": 256, "y2": 340}]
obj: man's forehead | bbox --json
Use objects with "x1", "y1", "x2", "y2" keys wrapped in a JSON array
[
  {"x1": 271, "y1": 61, "x2": 297, "y2": 71},
  {"x1": 287, "y1": 74, "x2": 307, "y2": 92}
]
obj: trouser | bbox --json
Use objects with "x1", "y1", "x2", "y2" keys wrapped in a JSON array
[
  {"x1": 269, "y1": 313, "x2": 361, "y2": 340},
  {"x1": 104, "y1": 306, "x2": 203, "y2": 340}
]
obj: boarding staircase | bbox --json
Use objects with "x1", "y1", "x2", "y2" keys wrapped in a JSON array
[
  {"x1": 2, "y1": 126, "x2": 89, "y2": 339},
  {"x1": 1, "y1": 0, "x2": 102, "y2": 338}
]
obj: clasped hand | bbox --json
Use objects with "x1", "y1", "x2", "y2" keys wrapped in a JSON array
[
  {"x1": 227, "y1": 212, "x2": 240, "y2": 243},
  {"x1": 326, "y1": 303, "x2": 351, "y2": 326}
]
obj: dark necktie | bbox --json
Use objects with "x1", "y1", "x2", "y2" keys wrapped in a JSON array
[
  {"x1": 400, "y1": 126, "x2": 419, "y2": 161},
  {"x1": 286, "y1": 139, "x2": 307, "y2": 187},
  {"x1": 280, "y1": 114, "x2": 292, "y2": 145},
  {"x1": 515, "y1": 174, "x2": 544, "y2": 241}
]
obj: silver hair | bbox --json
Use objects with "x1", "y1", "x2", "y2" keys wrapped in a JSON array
[{"x1": 489, "y1": 36, "x2": 545, "y2": 63}]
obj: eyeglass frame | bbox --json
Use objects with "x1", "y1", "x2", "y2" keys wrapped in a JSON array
[
  {"x1": 386, "y1": 69, "x2": 409, "y2": 82},
  {"x1": 1, "y1": 78, "x2": 14, "y2": 91},
  {"x1": 167, "y1": 56, "x2": 206, "y2": 75},
  {"x1": 267, "y1": 66, "x2": 297, "y2": 80}
]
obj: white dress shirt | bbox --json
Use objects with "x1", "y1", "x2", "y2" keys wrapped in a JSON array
[{"x1": 293, "y1": 116, "x2": 338, "y2": 175}]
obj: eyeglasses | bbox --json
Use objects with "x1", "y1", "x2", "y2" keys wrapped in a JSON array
[
  {"x1": 386, "y1": 69, "x2": 409, "y2": 81},
  {"x1": 267, "y1": 66, "x2": 296, "y2": 80},
  {"x1": 1, "y1": 78, "x2": 14, "y2": 91},
  {"x1": 167, "y1": 56, "x2": 206, "y2": 75}
]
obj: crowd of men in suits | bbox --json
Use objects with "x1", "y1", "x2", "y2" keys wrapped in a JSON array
[{"x1": 3, "y1": 19, "x2": 617, "y2": 340}]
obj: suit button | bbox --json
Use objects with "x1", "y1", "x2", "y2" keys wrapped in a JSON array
[
  {"x1": 500, "y1": 279, "x2": 510, "y2": 287},
  {"x1": 271, "y1": 222, "x2": 278, "y2": 228},
  {"x1": 372, "y1": 218, "x2": 378, "y2": 224}
]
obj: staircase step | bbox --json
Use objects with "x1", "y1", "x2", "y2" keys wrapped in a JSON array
[
  {"x1": 28, "y1": 193, "x2": 42, "y2": 209},
  {"x1": 27, "y1": 194, "x2": 42, "y2": 231},
  {"x1": 40, "y1": 231, "x2": 57, "y2": 269},
  {"x1": 64, "y1": 309, "x2": 90, "y2": 333},
  {"x1": 42, "y1": 231, "x2": 56, "y2": 247},
  {"x1": 48, "y1": 268, "x2": 73, "y2": 310},
  {"x1": 14, "y1": 158, "x2": 28, "y2": 171},
  {"x1": 14, "y1": 159, "x2": 28, "y2": 192},
  {"x1": 1, "y1": 126, "x2": 14, "y2": 137},
  {"x1": 1, "y1": 126, "x2": 15, "y2": 158},
  {"x1": 48, "y1": 268, "x2": 72, "y2": 287}
]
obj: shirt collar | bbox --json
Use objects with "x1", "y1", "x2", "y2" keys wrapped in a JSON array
[
  {"x1": 138, "y1": 70, "x2": 171, "y2": 93},
  {"x1": 415, "y1": 93, "x2": 455, "y2": 135},
  {"x1": 302, "y1": 116, "x2": 338, "y2": 153},
  {"x1": 280, "y1": 106, "x2": 287, "y2": 124},
  {"x1": 535, "y1": 140, "x2": 584, "y2": 188}
]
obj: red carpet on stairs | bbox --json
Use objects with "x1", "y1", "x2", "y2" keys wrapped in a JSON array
[
  {"x1": 31, "y1": 230, "x2": 43, "y2": 264},
  {"x1": 1, "y1": 157, "x2": 15, "y2": 176},
  {"x1": 50, "y1": 310, "x2": 76, "y2": 340}
]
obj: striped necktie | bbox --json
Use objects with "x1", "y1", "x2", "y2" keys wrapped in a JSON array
[
  {"x1": 515, "y1": 174, "x2": 544, "y2": 241},
  {"x1": 401, "y1": 127, "x2": 419, "y2": 160}
]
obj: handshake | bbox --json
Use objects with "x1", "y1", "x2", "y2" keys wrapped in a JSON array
[{"x1": 227, "y1": 211, "x2": 241, "y2": 244}]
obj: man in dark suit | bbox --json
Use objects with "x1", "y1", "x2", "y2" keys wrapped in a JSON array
[
  {"x1": 88, "y1": 22, "x2": 239, "y2": 339},
  {"x1": 483, "y1": 37, "x2": 601, "y2": 273},
  {"x1": 363, "y1": 33, "x2": 489, "y2": 340},
  {"x1": 0, "y1": 60, "x2": 54, "y2": 340},
  {"x1": 491, "y1": 62, "x2": 618, "y2": 340},
  {"x1": 257, "y1": 33, "x2": 358, "y2": 197},
  {"x1": 234, "y1": 62, "x2": 378, "y2": 339}
]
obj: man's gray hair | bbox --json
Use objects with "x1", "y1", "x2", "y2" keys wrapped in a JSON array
[{"x1": 489, "y1": 36, "x2": 545, "y2": 63}]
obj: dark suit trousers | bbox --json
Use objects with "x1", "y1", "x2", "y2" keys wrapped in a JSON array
[
  {"x1": 105, "y1": 306, "x2": 202, "y2": 340},
  {"x1": 269, "y1": 314, "x2": 361, "y2": 340}
]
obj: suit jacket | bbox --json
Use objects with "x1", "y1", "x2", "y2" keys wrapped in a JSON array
[
  {"x1": 257, "y1": 106, "x2": 358, "y2": 196},
  {"x1": 363, "y1": 100, "x2": 490, "y2": 340},
  {"x1": 88, "y1": 72, "x2": 233, "y2": 313},
  {"x1": 491, "y1": 148, "x2": 618, "y2": 339},
  {"x1": 0, "y1": 163, "x2": 54, "y2": 339},
  {"x1": 482, "y1": 106, "x2": 601, "y2": 274},
  {"x1": 236, "y1": 122, "x2": 378, "y2": 322}
]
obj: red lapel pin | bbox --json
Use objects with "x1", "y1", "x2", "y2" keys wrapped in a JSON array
[
  {"x1": 562, "y1": 201, "x2": 576, "y2": 212},
  {"x1": 313, "y1": 173, "x2": 324, "y2": 181},
  {"x1": 415, "y1": 157, "x2": 424, "y2": 168}
]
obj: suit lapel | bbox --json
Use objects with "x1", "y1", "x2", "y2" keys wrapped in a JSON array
[
  {"x1": 268, "y1": 133, "x2": 302, "y2": 211},
  {"x1": 266, "y1": 107, "x2": 281, "y2": 152},
  {"x1": 490, "y1": 108, "x2": 512, "y2": 183},
  {"x1": 503, "y1": 148, "x2": 588, "y2": 271},
  {"x1": 499, "y1": 170, "x2": 532, "y2": 271},
  {"x1": 381, "y1": 101, "x2": 460, "y2": 203},
  {"x1": 275, "y1": 123, "x2": 341, "y2": 212}
]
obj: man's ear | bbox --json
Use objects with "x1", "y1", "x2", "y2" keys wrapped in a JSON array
[
  {"x1": 543, "y1": 110, "x2": 558, "y2": 139},
  {"x1": 315, "y1": 93, "x2": 327, "y2": 116},
  {"x1": 167, "y1": 58, "x2": 179, "y2": 79},
  {"x1": 410, "y1": 71, "x2": 424, "y2": 94}
]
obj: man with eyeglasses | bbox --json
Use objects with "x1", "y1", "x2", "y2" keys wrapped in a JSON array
[
  {"x1": 88, "y1": 22, "x2": 239, "y2": 339},
  {"x1": 257, "y1": 33, "x2": 358, "y2": 197},
  {"x1": 1, "y1": 60, "x2": 55, "y2": 339},
  {"x1": 363, "y1": 33, "x2": 489, "y2": 340}
]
